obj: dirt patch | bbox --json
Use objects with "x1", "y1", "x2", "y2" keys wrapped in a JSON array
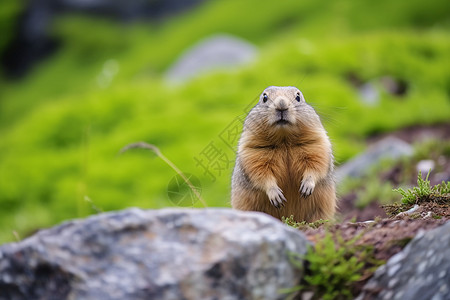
[
  {"x1": 330, "y1": 192, "x2": 449, "y2": 263},
  {"x1": 302, "y1": 217, "x2": 448, "y2": 261},
  {"x1": 383, "y1": 197, "x2": 450, "y2": 218}
]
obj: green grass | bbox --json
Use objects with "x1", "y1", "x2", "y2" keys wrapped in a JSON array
[
  {"x1": 282, "y1": 215, "x2": 329, "y2": 230},
  {"x1": 393, "y1": 171, "x2": 450, "y2": 205},
  {"x1": 1, "y1": 0, "x2": 450, "y2": 243},
  {"x1": 284, "y1": 231, "x2": 383, "y2": 300}
]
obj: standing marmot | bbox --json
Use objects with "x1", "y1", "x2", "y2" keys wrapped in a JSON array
[{"x1": 231, "y1": 86, "x2": 336, "y2": 222}]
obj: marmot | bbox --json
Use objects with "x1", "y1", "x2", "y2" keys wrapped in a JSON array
[{"x1": 231, "y1": 86, "x2": 336, "y2": 222}]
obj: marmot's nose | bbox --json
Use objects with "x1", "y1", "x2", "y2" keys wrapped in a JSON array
[{"x1": 276, "y1": 99, "x2": 288, "y2": 112}]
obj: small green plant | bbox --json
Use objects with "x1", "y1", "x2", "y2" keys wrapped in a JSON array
[
  {"x1": 282, "y1": 215, "x2": 302, "y2": 228},
  {"x1": 435, "y1": 180, "x2": 450, "y2": 195},
  {"x1": 283, "y1": 231, "x2": 383, "y2": 300},
  {"x1": 393, "y1": 170, "x2": 432, "y2": 204},
  {"x1": 393, "y1": 171, "x2": 450, "y2": 205},
  {"x1": 282, "y1": 215, "x2": 329, "y2": 230}
]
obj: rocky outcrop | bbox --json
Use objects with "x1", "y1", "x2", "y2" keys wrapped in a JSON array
[
  {"x1": 164, "y1": 34, "x2": 258, "y2": 84},
  {"x1": 358, "y1": 221, "x2": 450, "y2": 300},
  {"x1": 0, "y1": 208, "x2": 310, "y2": 300}
]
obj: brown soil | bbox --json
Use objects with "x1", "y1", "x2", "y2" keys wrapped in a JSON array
[
  {"x1": 302, "y1": 214, "x2": 448, "y2": 262},
  {"x1": 383, "y1": 199, "x2": 450, "y2": 219}
]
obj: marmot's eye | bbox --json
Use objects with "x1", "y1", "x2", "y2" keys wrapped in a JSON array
[
  {"x1": 262, "y1": 93, "x2": 268, "y2": 103},
  {"x1": 295, "y1": 92, "x2": 301, "y2": 102}
]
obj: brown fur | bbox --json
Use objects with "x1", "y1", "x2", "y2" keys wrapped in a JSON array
[{"x1": 231, "y1": 86, "x2": 336, "y2": 222}]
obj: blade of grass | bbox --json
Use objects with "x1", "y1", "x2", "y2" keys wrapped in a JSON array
[{"x1": 119, "y1": 142, "x2": 207, "y2": 207}]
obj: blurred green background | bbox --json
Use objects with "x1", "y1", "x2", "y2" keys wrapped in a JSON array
[{"x1": 1, "y1": 0, "x2": 449, "y2": 244}]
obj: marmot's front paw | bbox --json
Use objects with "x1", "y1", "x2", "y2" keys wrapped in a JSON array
[
  {"x1": 300, "y1": 177, "x2": 315, "y2": 197},
  {"x1": 267, "y1": 186, "x2": 287, "y2": 208}
]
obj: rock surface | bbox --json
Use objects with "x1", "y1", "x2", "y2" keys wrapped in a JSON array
[
  {"x1": 0, "y1": 208, "x2": 309, "y2": 300},
  {"x1": 336, "y1": 136, "x2": 413, "y2": 183},
  {"x1": 164, "y1": 34, "x2": 258, "y2": 84},
  {"x1": 357, "y1": 221, "x2": 450, "y2": 300},
  {"x1": 358, "y1": 82, "x2": 380, "y2": 105}
]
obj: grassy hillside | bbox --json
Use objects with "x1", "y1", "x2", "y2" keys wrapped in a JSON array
[{"x1": 1, "y1": 0, "x2": 449, "y2": 243}]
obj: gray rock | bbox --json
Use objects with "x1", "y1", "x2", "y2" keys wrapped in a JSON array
[
  {"x1": 359, "y1": 82, "x2": 380, "y2": 105},
  {"x1": 416, "y1": 159, "x2": 435, "y2": 174},
  {"x1": 165, "y1": 34, "x2": 258, "y2": 84},
  {"x1": 0, "y1": 208, "x2": 309, "y2": 300},
  {"x1": 357, "y1": 221, "x2": 450, "y2": 300},
  {"x1": 357, "y1": 77, "x2": 408, "y2": 105},
  {"x1": 336, "y1": 137, "x2": 413, "y2": 183}
]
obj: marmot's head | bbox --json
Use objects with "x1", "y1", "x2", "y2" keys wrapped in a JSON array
[{"x1": 251, "y1": 86, "x2": 319, "y2": 131}]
